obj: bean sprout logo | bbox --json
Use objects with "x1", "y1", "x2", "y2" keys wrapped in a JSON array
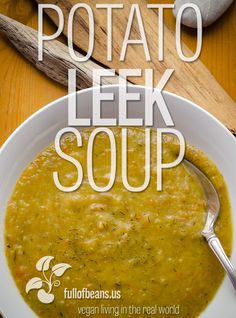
[{"x1": 25, "y1": 256, "x2": 71, "y2": 304}]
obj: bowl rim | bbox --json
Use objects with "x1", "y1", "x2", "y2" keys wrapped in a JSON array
[{"x1": 1, "y1": 85, "x2": 235, "y2": 154}]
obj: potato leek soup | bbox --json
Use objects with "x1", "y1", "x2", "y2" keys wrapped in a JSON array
[{"x1": 5, "y1": 128, "x2": 232, "y2": 318}]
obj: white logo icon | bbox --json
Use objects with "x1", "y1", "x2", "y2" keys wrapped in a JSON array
[{"x1": 25, "y1": 256, "x2": 71, "y2": 304}]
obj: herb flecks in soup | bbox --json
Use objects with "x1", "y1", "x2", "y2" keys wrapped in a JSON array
[{"x1": 5, "y1": 128, "x2": 232, "y2": 318}]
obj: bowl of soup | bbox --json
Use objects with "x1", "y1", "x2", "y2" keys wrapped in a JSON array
[{"x1": 0, "y1": 85, "x2": 236, "y2": 318}]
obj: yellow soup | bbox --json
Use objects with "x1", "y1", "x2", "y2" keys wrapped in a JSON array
[{"x1": 5, "y1": 128, "x2": 232, "y2": 318}]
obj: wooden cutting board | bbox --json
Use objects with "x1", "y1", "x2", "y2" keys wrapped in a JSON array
[{"x1": 36, "y1": 0, "x2": 236, "y2": 132}]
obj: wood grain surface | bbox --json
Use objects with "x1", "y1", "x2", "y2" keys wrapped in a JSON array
[
  {"x1": 0, "y1": 0, "x2": 235, "y2": 146},
  {"x1": 37, "y1": 0, "x2": 236, "y2": 132}
]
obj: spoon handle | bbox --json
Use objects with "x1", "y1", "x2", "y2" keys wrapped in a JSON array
[{"x1": 207, "y1": 234, "x2": 236, "y2": 290}]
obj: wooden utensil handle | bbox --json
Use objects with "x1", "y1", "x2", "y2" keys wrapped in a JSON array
[{"x1": 0, "y1": 13, "x2": 118, "y2": 90}]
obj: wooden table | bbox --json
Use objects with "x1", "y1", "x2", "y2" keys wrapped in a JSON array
[{"x1": 0, "y1": 0, "x2": 235, "y2": 146}]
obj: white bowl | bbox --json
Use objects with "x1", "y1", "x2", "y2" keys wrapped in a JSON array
[{"x1": 0, "y1": 85, "x2": 235, "y2": 318}]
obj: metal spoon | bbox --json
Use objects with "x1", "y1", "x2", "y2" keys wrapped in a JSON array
[{"x1": 184, "y1": 159, "x2": 236, "y2": 290}]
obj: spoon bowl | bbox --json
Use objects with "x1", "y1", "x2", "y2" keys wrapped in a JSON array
[{"x1": 184, "y1": 159, "x2": 236, "y2": 290}]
